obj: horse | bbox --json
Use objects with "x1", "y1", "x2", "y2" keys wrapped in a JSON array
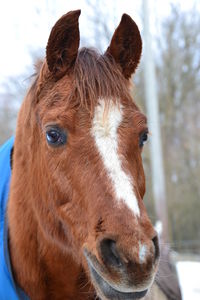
[{"x1": 1, "y1": 10, "x2": 160, "y2": 300}]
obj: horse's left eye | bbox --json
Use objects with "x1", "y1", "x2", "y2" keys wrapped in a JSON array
[
  {"x1": 139, "y1": 131, "x2": 148, "y2": 148},
  {"x1": 46, "y1": 127, "x2": 67, "y2": 147}
]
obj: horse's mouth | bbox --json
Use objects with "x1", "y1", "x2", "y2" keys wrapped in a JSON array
[
  {"x1": 90, "y1": 263, "x2": 148, "y2": 300},
  {"x1": 84, "y1": 249, "x2": 148, "y2": 300}
]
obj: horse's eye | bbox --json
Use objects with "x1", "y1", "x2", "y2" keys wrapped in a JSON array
[
  {"x1": 46, "y1": 127, "x2": 67, "y2": 147},
  {"x1": 139, "y1": 131, "x2": 148, "y2": 148}
]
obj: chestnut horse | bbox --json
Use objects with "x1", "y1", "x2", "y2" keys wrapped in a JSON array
[{"x1": 6, "y1": 10, "x2": 159, "y2": 300}]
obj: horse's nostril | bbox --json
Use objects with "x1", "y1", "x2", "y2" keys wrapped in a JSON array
[
  {"x1": 152, "y1": 235, "x2": 160, "y2": 261},
  {"x1": 100, "y1": 239, "x2": 122, "y2": 268}
]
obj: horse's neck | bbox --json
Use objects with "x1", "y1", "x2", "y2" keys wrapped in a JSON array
[{"x1": 8, "y1": 191, "x2": 93, "y2": 300}]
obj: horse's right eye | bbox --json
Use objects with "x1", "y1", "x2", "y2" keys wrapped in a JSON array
[{"x1": 46, "y1": 126, "x2": 67, "y2": 147}]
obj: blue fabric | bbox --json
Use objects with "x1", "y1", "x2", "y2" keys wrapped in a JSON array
[{"x1": 0, "y1": 138, "x2": 29, "y2": 300}]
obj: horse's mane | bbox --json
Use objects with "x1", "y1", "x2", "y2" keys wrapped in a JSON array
[{"x1": 30, "y1": 48, "x2": 130, "y2": 112}]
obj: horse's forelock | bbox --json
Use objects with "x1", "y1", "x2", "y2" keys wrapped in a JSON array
[{"x1": 71, "y1": 48, "x2": 130, "y2": 113}]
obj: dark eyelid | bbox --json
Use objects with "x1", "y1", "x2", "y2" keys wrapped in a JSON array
[
  {"x1": 139, "y1": 127, "x2": 149, "y2": 135},
  {"x1": 45, "y1": 124, "x2": 62, "y2": 130},
  {"x1": 45, "y1": 124, "x2": 67, "y2": 136}
]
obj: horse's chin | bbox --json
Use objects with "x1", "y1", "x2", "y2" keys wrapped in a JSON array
[
  {"x1": 90, "y1": 263, "x2": 148, "y2": 300},
  {"x1": 84, "y1": 249, "x2": 149, "y2": 300}
]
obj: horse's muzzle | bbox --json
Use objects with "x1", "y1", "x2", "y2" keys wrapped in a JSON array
[
  {"x1": 89, "y1": 262, "x2": 148, "y2": 300},
  {"x1": 84, "y1": 237, "x2": 159, "y2": 299}
]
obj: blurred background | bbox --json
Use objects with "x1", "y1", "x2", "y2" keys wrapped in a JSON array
[{"x1": 0, "y1": 0, "x2": 200, "y2": 299}]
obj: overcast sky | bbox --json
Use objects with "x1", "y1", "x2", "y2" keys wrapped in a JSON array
[{"x1": 0, "y1": 0, "x2": 199, "y2": 90}]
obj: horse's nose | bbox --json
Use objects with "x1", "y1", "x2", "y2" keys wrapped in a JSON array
[
  {"x1": 99, "y1": 235, "x2": 159, "y2": 269},
  {"x1": 99, "y1": 239, "x2": 122, "y2": 268},
  {"x1": 152, "y1": 234, "x2": 160, "y2": 261}
]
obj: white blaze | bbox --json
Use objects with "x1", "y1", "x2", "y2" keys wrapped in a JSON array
[
  {"x1": 91, "y1": 99, "x2": 140, "y2": 216},
  {"x1": 139, "y1": 242, "x2": 147, "y2": 263}
]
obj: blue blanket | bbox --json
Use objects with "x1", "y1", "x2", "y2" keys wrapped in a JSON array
[{"x1": 0, "y1": 138, "x2": 29, "y2": 300}]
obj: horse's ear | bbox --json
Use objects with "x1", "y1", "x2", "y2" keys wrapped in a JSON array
[
  {"x1": 106, "y1": 14, "x2": 142, "y2": 79},
  {"x1": 46, "y1": 10, "x2": 81, "y2": 79}
]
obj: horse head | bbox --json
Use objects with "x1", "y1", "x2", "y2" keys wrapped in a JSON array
[{"x1": 9, "y1": 10, "x2": 159, "y2": 300}]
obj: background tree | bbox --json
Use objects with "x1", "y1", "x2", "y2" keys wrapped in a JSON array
[{"x1": 157, "y1": 5, "x2": 200, "y2": 250}]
